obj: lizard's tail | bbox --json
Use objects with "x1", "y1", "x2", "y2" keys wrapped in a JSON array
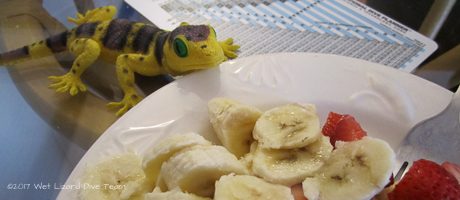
[{"x1": 0, "y1": 31, "x2": 69, "y2": 66}]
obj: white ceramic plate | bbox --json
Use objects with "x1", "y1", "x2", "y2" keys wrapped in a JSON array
[{"x1": 57, "y1": 53, "x2": 452, "y2": 199}]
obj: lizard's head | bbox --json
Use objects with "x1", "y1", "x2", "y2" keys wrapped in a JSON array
[{"x1": 163, "y1": 23, "x2": 226, "y2": 75}]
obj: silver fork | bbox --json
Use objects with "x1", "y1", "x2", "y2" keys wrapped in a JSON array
[{"x1": 396, "y1": 86, "x2": 460, "y2": 176}]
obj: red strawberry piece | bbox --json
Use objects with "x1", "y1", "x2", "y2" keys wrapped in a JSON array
[
  {"x1": 442, "y1": 161, "x2": 460, "y2": 183},
  {"x1": 388, "y1": 159, "x2": 460, "y2": 200},
  {"x1": 322, "y1": 112, "x2": 344, "y2": 137},
  {"x1": 321, "y1": 112, "x2": 367, "y2": 146},
  {"x1": 332, "y1": 115, "x2": 367, "y2": 145},
  {"x1": 291, "y1": 183, "x2": 308, "y2": 200}
]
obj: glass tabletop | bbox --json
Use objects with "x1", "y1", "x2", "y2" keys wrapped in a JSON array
[{"x1": 0, "y1": 0, "x2": 458, "y2": 199}]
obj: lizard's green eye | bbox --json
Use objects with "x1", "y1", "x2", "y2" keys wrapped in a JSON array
[{"x1": 173, "y1": 38, "x2": 188, "y2": 57}]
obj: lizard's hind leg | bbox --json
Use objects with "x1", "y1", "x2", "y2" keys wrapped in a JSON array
[{"x1": 49, "y1": 38, "x2": 101, "y2": 96}]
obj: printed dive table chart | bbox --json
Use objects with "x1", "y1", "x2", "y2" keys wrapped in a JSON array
[{"x1": 126, "y1": 0, "x2": 437, "y2": 72}]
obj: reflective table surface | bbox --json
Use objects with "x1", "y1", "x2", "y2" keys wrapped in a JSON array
[{"x1": 0, "y1": 0, "x2": 458, "y2": 199}]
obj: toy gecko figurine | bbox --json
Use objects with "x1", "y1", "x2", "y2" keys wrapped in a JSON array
[{"x1": 0, "y1": 6, "x2": 239, "y2": 116}]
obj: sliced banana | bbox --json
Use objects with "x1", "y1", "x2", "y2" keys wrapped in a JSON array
[
  {"x1": 208, "y1": 97, "x2": 262, "y2": 158},
  {"x1": 253, "y1": 104, "x2": 321, "y2": 149},
  {"x1": 214, "y1": 174, "x2": 294, "y2": 200},
  {"x1": 239, "y1": 142, "x2": 258, "y2": 174},
  {"x1": 153, "y1": 173, "x2": 168, "y2": 192},
  {"x1": 142, "y1": 132, "x2": 211, "y2": 190},
  {"x1": 79, "y1": 154, "x2": 147, "y2": 200},
  {"x1": 251, "y1": 135, "x2": 333, "y2": 186},
  {"x1": 160, "y1": 145, "x2": 248, "y2": 197},
  {"x1": 144, "y1": 188, "x2": 211, "y2": 200},
  {"x1": 302, "y1": 137, "x2": 396, "y2": 200}
]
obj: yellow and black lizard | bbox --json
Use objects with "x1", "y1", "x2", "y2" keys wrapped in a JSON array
[{"x1": 0, "y1": 6, "x2": 239, "y2": 116}]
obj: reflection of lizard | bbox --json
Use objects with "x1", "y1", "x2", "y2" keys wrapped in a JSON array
[{"x1": 0, "y1": 6, "x2": 239, "y2": 116}]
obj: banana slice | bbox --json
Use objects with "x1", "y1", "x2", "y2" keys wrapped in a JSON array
[
  {"x1": 143, "y1": 132, "x2": 211, "y2": 190},
  {"x1": 251, "y1": 135, "x2": 333, "y2": 186},
  {"x1": 153, "y1": 173, "x2": 168, "y2": 192},
  {"x1": 239, "y1": 142, "x2": 258, "y2": 174},
  {"x1": 253, "y1": 104, "x2": 321, "y2": 149},
  {"x1": 160, "y1": 145, "x2": 248, "y2": 197},
  {"x1": 302, "y1": 137, "x2": 396, "y2": 200},
  {"x1": 208, "y1": 98, "x2": 262, "y2": 158},
  {"x1": 214, "y1": 174, "x2": 294, "y2": 200},
  {"x1": 145, "y1": 188, "x2": 211, "y2": 200},
  {"x1": 80, "y1": 154, "x2": 147, "y2": 200}
]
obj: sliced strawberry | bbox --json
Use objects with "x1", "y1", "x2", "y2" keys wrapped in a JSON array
[
  {"x1": 291, "y1": 183, "x2": 308, "y2": 200},
  {"x1": 322, "y1": 112, "x2": 367, "y2": 146},
  {"x1": 321, "y1": 112, "x2": 344, "y2": 137},
  {"x1": 388, "y1": 159, "x2": 460, "y2": 200},
  {"x1": 332, "y1": 115, "x2": 367, "y2": 145},
  {"x1": 442, "y1": 161, "x2": 460, "y2": 183}
]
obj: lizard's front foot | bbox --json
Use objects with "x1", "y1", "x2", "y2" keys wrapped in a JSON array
[
  {"x1": 107, "y1": 93, "x2": 142, "y2": 116},
  {"x1": 48, "y1": 73, "x2": 87, "y2": 96},
  {"x1": 219, "y1": 38, "x2": 240, "y2": 59}
]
